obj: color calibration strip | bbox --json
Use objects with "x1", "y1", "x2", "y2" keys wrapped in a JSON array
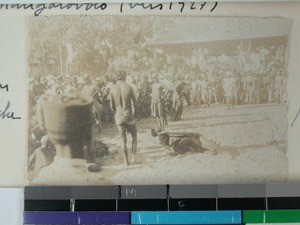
[
  {"x1": 23, "y1": 210, "x2": 300, "y2": 224},
  {"x1": 24, "y1": 183, "x2": 300, "y2": 224}
]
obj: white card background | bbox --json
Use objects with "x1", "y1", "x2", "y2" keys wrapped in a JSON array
[{"x1": 0, "y1": 188, "x2": 23, "y2": 225}]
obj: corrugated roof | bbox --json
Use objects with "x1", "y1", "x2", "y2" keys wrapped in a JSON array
[{"x1": 147, "y1": 17, "x2": 290, "y2": 45}]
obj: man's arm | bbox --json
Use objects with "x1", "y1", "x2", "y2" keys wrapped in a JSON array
[
  {"x1": 161, "y1": 83, "x2": 170, "y2": 99},
  {"x1": 36, "y1": 96, "x2": 46, "y2": 131},
  {"x1": 109, "y1": 92, "x2": 116, "y2": 114},
  {"x1": 131, "y1": 88, "x2": 139, "y2": 119}
]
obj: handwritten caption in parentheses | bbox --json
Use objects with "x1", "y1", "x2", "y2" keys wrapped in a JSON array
[
  {"x1": 0, "y1": 2, "x2": 219, "y2": 16},
  {"x1": 0, "y1": 83, "x2": 21, "y2": 120}
]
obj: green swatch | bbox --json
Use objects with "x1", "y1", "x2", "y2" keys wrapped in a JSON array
[{"x1": 243, "y1": 210, "x2": 300, "y2": 223}]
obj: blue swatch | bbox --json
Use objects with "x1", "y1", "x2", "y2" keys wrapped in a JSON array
[{"x1": 131, "y1": 211, "x2": 242, "y2": 224}]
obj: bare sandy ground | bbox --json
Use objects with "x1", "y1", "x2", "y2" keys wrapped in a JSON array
[{"x1": 32, "y1": 103, "x2": 288, "y2": 185}]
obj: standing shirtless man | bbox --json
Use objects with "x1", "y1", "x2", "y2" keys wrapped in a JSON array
[
  {"x1": 110, "y1": 70, "x2": 138, "y2": 167},
  {"x1": 151, "y1": 76, "x2": 169, "y2": 131}
]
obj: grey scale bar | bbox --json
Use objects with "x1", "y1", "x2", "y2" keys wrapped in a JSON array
[
  {"x1": 25, "y1": 186, "x2": 119, "y2": 199},
  {"x1": 218, "y1": 184, "x2": 266, "y2": 198},
  {"x1": 169, "y1": 185, "x2": 218, "y2": 198},
  {"x1": 25, "y1": 183, "x2": 300, "y2": 200},
  {"x1": 120, "y1": 185, "x2": 167, "y2": 199},
  {"x1": 266, "y1": 183, "x2": 300, "y2": 197}
]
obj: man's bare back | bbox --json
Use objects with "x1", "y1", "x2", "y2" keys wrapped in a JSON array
[{"x1": 110, "y1": 80, "x2": 137, "y2": 125}]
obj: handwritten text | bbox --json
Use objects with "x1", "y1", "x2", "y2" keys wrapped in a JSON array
[
  {"x1": 0, "y1": 2, "x2": 219, "y2": 16},
  {"x1": 0, "y1": 100, "x2": 21, "y2": 120},
  {"x1": 0, "y1": 83, "x2": 8, "y2": 92},
  {"x1": 0, "y1": 3, "x2": 108, "y2": 16},
  {"x1": 121, "y1": 2, "x2": 218, "y2": 13},
  {"x1": 0, "y1": 83, "x2": 21, "y2": 120}
]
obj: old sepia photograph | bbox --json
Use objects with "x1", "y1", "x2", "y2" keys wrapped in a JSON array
[{"x1": 27, "y1": 15, "x2": 290, "y2": 185}]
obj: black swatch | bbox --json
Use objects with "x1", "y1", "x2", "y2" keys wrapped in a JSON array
[
  {"x1": 117, "y1": 199, "x2": 168, "y2": 211},
  {"x1": 268, "y1": 197, "x2": 300, "y2": 209},
  {"x1": 74, "y1": 199, "x2": 117, "y2": 211},
  {"x1": 218, "y1": 198, "x2": 266, "y2": 210},
  {"x1": 24, "y1": 200, "x2": 70, "y2": 211},
  {"x1": 169, "y1": 198, "x2": 216, "y2": 211}
]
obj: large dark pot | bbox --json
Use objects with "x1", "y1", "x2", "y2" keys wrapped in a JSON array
[{"x1": 41, "y1": 94, "x2": 94, "y2": 158}]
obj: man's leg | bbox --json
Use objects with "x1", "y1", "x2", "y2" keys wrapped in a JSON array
[
  {"x1": 126, "y1": 124, "x2": 137, "y2": 163},
  {"x1": 268, "y1": 88, "x2": 273, "y2": 103},
  {"x1": 158, "y1": 102, "x2": 165, "y2": 130},
  {"x1": 163, "y1": 109, "x2": 168, "y2": 126},
  {"x1": 159, "y1": 117, "x2": 165, "y2": 131},
  {"x1": 117, "y1": 125, "x2": 129, "y2": 166},
  {"x1": 246, "y1": 90, "x2": 249, "y2": 104},
  {"x1": 178, "y1": 103, "x2": 183, "y2": 120},
  {"x1": 208, "y1": 91, "x2": 211, "y2": 106},
  {"x1": 174, "y1": 100, "x2": 180, "y2": 120},
  {"x1": 157, "y1": 117, "x2": 162, "y2": 129},
  {"x1": 226, "y1": 96, "x2": 230, "y2": 109},
  {"x1": 250, "y1": 88, "x2": 253, "y2": 104}
]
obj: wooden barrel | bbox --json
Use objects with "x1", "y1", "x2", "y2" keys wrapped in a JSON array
[{"x1": 41, "y1": 94, "x2": 94, "y2": 158}]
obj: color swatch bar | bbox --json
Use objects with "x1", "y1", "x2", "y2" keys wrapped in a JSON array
[
  {"x1": 23, "y1": 212, "x2": 130, "y2": 224},
  {"x1": 131, "y1": 211, "x2": 242, "y2": 224},
  {"x1": 23, "y1": 210, "x2": 300, "y2": 224},
  {"x1": 23, "y1": 184, "x2": 300, "y2": 225}
]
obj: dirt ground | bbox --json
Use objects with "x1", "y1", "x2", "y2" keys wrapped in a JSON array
[
  {"x1": 31, "y1": 103, "x2": 288, "y2": 185},
  {"x1": 98, "y1": 103, "x2": 288, "y2": 185}
]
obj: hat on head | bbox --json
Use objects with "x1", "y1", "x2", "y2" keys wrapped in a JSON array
[
  {"x1": 77, "y1": 77, "x2": 85, "y2": 84},
  {"x1": 116, "y1": 70, "x2": 126, "y2": 81},
  {"x1": 41, "y1": 135, "x2": 49, "y2": 144}
]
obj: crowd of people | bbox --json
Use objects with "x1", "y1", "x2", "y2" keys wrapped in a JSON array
[{"x1": 28, "y1": 67, "x2": 287, "y2": 122}]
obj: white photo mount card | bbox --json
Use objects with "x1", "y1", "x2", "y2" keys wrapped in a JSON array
[
  {"x1": 0, "y1": 188, "x2": 23, "y2": 225},
  {"x1": 0, "y1": 2, "x2": 300, "y2": 186}
]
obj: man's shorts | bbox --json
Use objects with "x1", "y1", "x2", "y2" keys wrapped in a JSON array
[
  {"x1": 117, "y1": 123, "x2": 137, "y2": 135},
  {"x1": 115, "y1": 114, "x2": 135, "y2": 125}
]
